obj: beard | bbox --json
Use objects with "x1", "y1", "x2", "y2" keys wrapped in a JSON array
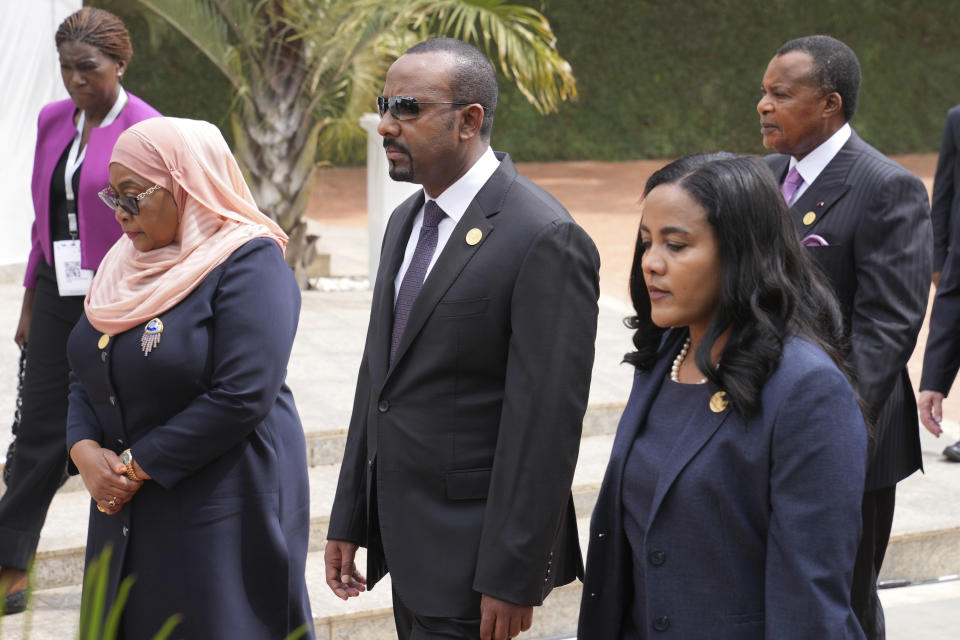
[{"x1": 384, "y1": 141, "x2": 414, "y2": 182}]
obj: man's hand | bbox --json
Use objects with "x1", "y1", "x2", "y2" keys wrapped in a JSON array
[
  {"x1": 324, "y1": 539, "x2": 367, "y2": 600},
  {"x1": 919, "y1": 390, "x2": 945, "y2": 437},
  {"x1": 480, "y1": 594, "x2": 533, "y2": 640}
]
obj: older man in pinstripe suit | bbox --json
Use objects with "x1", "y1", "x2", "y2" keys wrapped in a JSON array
[{"x1": 758, "y1": 36, "x2": 932, "y2": 639}]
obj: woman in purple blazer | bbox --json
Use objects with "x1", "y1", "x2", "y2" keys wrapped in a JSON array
[{"x1": 0, "y1": 7, "x2": 159, "y2": 614}]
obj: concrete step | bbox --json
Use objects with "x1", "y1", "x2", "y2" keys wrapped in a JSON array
[
  {"x1": 25, "y1": 433, "x2": 616, "y2": 591},
  {"x1": 0, "y1": 525, "x2": 592, "y2": 640},
  {"x1": 0, "y1": 401, "x2": 625, "y2": 487}
]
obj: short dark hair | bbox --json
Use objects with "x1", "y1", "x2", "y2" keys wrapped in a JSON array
[
  {"x1": 405, "y1": 38, "x2": 498, "y2": 139},
  {"x1": 55, "y1": 7, "x2": 133, "y2": 65},
  {"x1": 777, "y1": 35, "x2": 861, "y2": 122},
  {"x1": 626, "y1": 153, "x2": 857, "y2": 418}
]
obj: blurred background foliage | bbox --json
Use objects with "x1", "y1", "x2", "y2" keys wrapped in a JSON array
[{"x1": 96, "y1": 0, "x2": 959, "y2": 164}]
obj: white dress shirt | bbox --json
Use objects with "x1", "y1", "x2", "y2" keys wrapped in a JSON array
[
  {"x1": 393, "y1": 147, "x2": 500, "y2": 303},
  {"x1": 786, "y1": 122, "x2": 851, "y2": 203}
]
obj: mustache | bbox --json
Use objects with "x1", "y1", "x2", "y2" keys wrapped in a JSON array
[{"x1": 383, "y1": 139, "x2": 410, "y2": 154}]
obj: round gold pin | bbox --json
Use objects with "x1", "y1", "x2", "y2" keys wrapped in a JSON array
[
  {"x1": 709, "y1": 391, "x2": 728, "y2": 413},
  {"x1": 802, "y1": 212, "x2": 816, "y2": 226},
  {"x1": 465, "y1": 228, "x2": 483, "y2": 246},
  {"x1": 98, "y1": 334, "x2": 110, "y2": 350}
]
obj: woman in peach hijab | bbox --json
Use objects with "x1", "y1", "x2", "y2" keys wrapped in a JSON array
[{"x1": 66, "y1": 117, "x2": 312, "y2": 638}]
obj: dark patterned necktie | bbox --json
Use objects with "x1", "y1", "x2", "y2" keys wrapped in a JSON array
[{"x1": 391, "y1": 200, "x2": 446, "y2": 363}]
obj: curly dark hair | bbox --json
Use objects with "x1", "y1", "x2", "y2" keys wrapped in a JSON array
[
  {"x1": 777, "y1": 35, "x2": 861, "y2": 122},
  {"x1": 625, "y1": 152, "x2": 856, "y2": 418},
  {"x1": 55, "y1": 7, "x2": 133, "y2": 65}
]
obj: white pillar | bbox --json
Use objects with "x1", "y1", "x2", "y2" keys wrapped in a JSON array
[{"x1": 359, "y1": 113, "x2": 419, "y2": 284}]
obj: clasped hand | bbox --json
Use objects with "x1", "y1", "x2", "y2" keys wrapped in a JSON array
[{"x1": 70, "y1": 439, "x2": 144, "y2": 515}]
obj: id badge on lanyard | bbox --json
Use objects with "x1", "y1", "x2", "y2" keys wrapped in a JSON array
[{"x1": 55, "y1": 89, "x2": 126, "y2": 297}]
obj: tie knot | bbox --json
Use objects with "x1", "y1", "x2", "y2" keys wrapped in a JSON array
[
  {"x1": 781, "y1": 166, "x2": 804, "y2": 204},
  {"x1": 784, "y1": 166, "x2": 803, "y2": 188},
  {"x1": 423, "y1": 200, "x2": 445, "y2": 228}
]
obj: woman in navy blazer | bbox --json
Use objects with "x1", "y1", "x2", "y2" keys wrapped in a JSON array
[
  {"x1": 579, "y1": 154, "x2": 868, "y2": 639},
  {"x1": 0, "y1": 7, "x2": 159, "y2": 614}
]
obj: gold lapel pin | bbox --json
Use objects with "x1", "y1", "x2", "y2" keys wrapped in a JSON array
[
  {"x1": 709, "y1": 391, "x2": 729, "y2": 413},
  {"x1": 802, "y1": 212, "x2": 816, "y2": 226},
  {"x1": 98, "y1": 334, "x2": 110, "y2": 350},
  {"x1": 466, "y1": 228, "x2": 483, "y2": 246}
]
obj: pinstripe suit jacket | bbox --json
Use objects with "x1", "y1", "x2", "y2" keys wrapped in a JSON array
[
  {"x1": 766, "y1": 131, "x2": 932, "y2": 489},
  {"x1": 931, "y1": 105, "x2": 960, "y2": 272},
  {"x1": 921, "y1": 106, "x2": 960, "y2": 395}
]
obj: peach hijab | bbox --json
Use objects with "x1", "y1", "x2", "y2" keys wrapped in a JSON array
[{"x1": 85, "y1": 117, "x2": 287, "y2": 335}]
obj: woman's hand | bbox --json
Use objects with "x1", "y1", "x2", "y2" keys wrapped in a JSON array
[
  {"x1": 70, "y1": 440, "x2": 143, "y2": 515},
  {"x1": 14, "y1": 289, "x2": 35, "y2": 347}
]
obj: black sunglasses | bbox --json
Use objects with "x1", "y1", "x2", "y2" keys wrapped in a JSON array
[
  {"x1": 98, "y1": 184, "x2": 162, "y2": 216},
  {"x1": 376, "y1": 95, "x2": 475, "y2": 120}
]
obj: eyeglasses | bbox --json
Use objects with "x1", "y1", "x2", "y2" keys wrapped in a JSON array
[
  {"x1": 376, "y1": 95, "x2": 474, "y2": 120},
  {"x1": 98, "y1": 184, "x2": 162, "y2": 216}
]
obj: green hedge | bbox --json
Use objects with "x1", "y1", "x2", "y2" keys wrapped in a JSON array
[{"x1": 94, "y1": 0, "x2": 959, "y2": 163}]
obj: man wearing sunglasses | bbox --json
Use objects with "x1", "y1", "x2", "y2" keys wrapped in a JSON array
[{"x1": 326, "y1": 38, "x2": 600, "y2": 640}]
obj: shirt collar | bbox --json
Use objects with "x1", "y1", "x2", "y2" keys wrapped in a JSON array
[
  {"x1": 789, "y1": 122, "x2": 851, "y2": 185},
  {"x1": 425, "y1": 146, "x2": 500, "y2": 224}
]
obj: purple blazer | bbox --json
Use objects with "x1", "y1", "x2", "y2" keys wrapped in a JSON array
[{"x1": 26, "y1": 93, "x2": 160, "y2": 288}]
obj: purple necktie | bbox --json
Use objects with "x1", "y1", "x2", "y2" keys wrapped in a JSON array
[
  {"x1": 781, "y1": 166, "x2": 804, "y2": 204},
  {"x1": 391, "y1": 200, "x2": 446, "y2": 363}
]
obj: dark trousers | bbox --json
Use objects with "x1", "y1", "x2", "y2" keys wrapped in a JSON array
[
  {"x1": 851, "y1": 486, "x2": 896, "y2": 640},
  {"x1": 392, "y1": 585, "x2": 482, "y2": 640},
  {"x1": 0, "y1": 263, "x2": 84, "y2": 570}
]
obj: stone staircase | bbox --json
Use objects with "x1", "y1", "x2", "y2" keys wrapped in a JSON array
[
  {"x1": 0, "y1": 413, "x2": 619, "y2": 639},
  {"x1": 2, "y1": 288, "x2": 959, "y2": 639}
]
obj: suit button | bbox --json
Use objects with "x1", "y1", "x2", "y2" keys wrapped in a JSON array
[
  {"x1": 653, "y1": 616, "x2": 670, "y2": 632},
  {"x1": 116, "y1": 439, "x2": 125, "y2": 448},
  {"x1": 378, "y1": 400, "x2": 389, "y2": 413},
  {"x1": 649, "y1": 550, "x2": 666, "y2": 566},
  {"x1": 368, "y1": 459, "x2": 373, "y2": 469},
  {"x1": 101, "y1": 351, "x2": 107, "y2": 363},
  {"x1": 122, "y1": 526, "x2": 129, "y2": 537},
  {"x1": 597, "y1": 532, "x2": 607, "y2": 539},
  {"x1": 109, "y1": 396, "x2": 117, "y2": 406}
]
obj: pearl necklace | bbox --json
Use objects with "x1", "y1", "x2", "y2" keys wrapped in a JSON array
[{"x1": 670, "y1": 337, "x2": 707, "y2": 384}]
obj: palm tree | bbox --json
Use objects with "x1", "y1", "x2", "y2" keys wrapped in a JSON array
[{"x1": 136, "y1": 0, "x2": 577, "y2": 287}]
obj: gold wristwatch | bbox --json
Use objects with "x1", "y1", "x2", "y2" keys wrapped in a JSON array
[{"x1": 120, "y1": 449, "x2": 141, "y2": 482}]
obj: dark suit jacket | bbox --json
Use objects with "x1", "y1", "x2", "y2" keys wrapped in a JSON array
[
  {"x1": 921, "y1": 106, "x2": 960, "y2": 395},
  {"x1": 579, "y1": 331, "x2": 867, "y2": 640},
  {"x1": 328, "y1": 152, "x2": 601, "y2": 618},
  {"x1": 931, "y1": 105, "x2": 960, "y2": 271},
  {"x1": 765, "y1": 131, "x2": 932, "y2": 489}
]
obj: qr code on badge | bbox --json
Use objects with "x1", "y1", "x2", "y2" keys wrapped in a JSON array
[{"x1": 64, "y1": 261, "x2": 82, "y2": 280}]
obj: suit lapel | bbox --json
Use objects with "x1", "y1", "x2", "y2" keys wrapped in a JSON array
[
  {"x1": 385, "y1": 153, "x2": 516, "y2": 378},
  {"x1": 647, "y1": 385, "x2": 734, "y2": 522},
  {"x1": 789, "y1": 134, "x2": 861, "y2": 234}
]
